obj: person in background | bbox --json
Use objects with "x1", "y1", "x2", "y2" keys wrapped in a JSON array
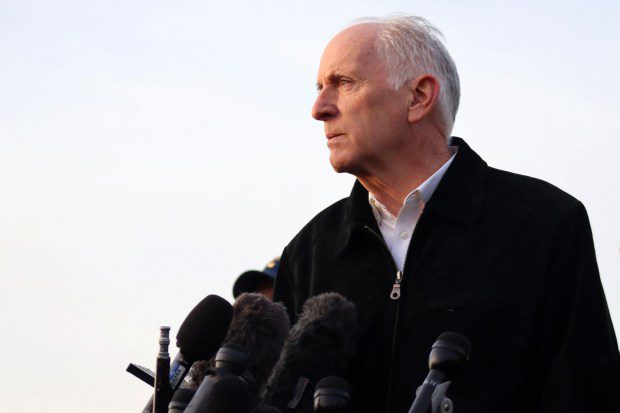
[
  {"x1": 187, "y1": 257, "x2": 281, "y2": 387},
  {"x1": 233, "y1": 257, "x2": 279, "y2": 300}
]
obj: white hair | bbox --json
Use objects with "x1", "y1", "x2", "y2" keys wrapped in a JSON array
[{"x1": 352, "y1": 15, "x2": 460, "y2": 134}]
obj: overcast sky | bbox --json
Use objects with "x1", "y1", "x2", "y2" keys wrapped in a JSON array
[{"x1": 1, "y1": 1, "x2": 618, "y2": 411}]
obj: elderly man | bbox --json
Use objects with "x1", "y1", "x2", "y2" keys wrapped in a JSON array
[{"x1": 273, "y1": 15, "x2": 619, "y2": 413}]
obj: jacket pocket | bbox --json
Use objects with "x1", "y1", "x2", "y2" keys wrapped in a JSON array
[{"x1": 416, "y1": 294, "x2": 534, "y2": 318}]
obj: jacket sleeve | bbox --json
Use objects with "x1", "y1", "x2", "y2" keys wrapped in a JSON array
[
  {"x1": 273, "y1": 248, "x2": 297, "y2": 325},
  {"x1": 540, "y1": 201, "x2": 620, "y2": 411}
]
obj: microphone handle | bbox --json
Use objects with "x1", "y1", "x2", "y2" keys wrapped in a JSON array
[
  {"x1": 183, "y1": 372, "x2": 218, "y2": 413},
  {"x1": 168, "y1": 388, "x2": 197, "y2": 413},
  {"x1": 143, "y1": 353, "x2": 193, "y2": 413},
  {"x1": 169, "y1": 352, "x2": 193, "y2": 389},
  {"x1": 408, "y1": 369, "x2": 445, "y2": 413},
  {"x1": 154, "y1": 355, "x2": 171, "y2": 413}
]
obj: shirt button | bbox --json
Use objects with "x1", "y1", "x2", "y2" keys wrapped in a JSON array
[{"x1": 400, "y1": 231, "x2": 409, "y2": 239}]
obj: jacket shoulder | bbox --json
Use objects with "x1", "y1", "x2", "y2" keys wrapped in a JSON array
[
  {"x1": 485, "y1": 166, "x2": 581, "y2": 219},
  {"x1": 283, "y1": 197, "x2": 348, "y2": 263}
]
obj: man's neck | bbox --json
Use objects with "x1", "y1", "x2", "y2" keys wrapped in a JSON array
[{"x1": 358, "y1": 141, "x2": 453, "y2": 217}]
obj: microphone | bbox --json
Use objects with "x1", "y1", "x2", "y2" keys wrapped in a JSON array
[
  {"x1": 187, "y1": 293, "x2": 291, "y2": 410},
  {"x1": 189, "y1": 293, "x2": 290, "y2": 407},
  {"x1": 313, "y1": 377, "x2": 350, "y2": 413},
  {"x1": 168, "y1": 388, "x2": 196, "y2": 413},
  {"x1": 184, "y1": 343, "x2": 251, "y2": 413},
  {"x1": 142, "y1": 294, "x2": 234, "y2": 413},
  {"x1": 187, "y1": 374, "x2": 251, "y2": 413},
  {"x1": 261, "y1": 292, "x2": 359, "y2": 412},
  {"x1": 408, "y1": 331, "x2": 471, "y2": 413}
]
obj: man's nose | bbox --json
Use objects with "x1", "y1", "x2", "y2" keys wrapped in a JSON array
[{"x1": 311, "y1": 89, "x2": 338, "y2": 121}]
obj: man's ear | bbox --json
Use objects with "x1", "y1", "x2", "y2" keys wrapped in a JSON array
[{"x1": 407, "y1": 74, "x2": 440, "y2": 124}]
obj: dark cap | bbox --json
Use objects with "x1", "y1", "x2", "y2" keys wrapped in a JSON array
[{"x1": 232, "y1": 257, "x2": 280, "y2": 298}]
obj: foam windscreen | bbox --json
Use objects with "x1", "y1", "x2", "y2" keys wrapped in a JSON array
[{"x1": 177, "y1": 294, "x2": 233, "y2": 360}]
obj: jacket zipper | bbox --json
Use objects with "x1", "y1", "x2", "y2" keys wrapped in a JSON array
[
  {"x1": 363, "y1": 225, "x2": 416, "y2": 413},
  {"x1": 363, "y1": 225, "x2": 406, "y2": 300}
]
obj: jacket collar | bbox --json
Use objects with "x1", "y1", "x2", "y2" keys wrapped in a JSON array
[{"x1": 337, "y1": 137, "x2": 487, "y2": 253}]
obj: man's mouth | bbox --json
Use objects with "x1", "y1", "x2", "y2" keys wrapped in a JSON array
[{"x1": 326, "y1": 133, "x2": 343, "y2": 139}]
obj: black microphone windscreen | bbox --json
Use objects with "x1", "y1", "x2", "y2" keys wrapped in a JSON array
[
  {"x1": 429, "y1": 331, "x2": 471, "y2": 377},
  {"x1": 315, "y1": 376, "x2": 350, "y2": 394},
  {"x1": 314, "y1": 376, "x2": 351, "y2": 413},
  {"x1": 226, "y1": 294, "x2": 290, "y2": 390},
  {"x1": 201, "y1": 376, "x2": 251, "y2": 413},
  {"x1": 436, "y1": 331, "x2": 471, "y2": 356},
  {"x1": 189, "y1": 293, "x2": 290, "y2": 395},
  {"x1": 177, "y1": 295, "x2": 233, "y2": 360},
  {"x1": 261, "y1": 292, "x2": 358, "y2": 410}
]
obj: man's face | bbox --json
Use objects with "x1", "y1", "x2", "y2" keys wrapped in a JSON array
[{"x1": 312, "y1": 24, "x2": 411, "y2": 176}]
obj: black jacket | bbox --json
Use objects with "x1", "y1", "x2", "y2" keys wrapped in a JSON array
[{"x1": 273, "y1": 138, "x2": 620, "y2": 413}]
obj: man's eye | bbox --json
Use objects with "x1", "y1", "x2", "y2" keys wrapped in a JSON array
[{"x1": 338, "y1": 78, "x2": 352, "y2": 86}]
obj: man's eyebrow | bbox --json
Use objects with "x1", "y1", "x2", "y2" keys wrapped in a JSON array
[
  {"x1": 316, "y1": 73, "x2": 349, "y2": 91},
  {"x1": 328, "y1": 73, "x2": 345, "y2": 82}
]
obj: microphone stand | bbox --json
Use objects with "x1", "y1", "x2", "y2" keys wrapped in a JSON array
[{"x1": 153, "y1": 326, "x2": 172, "y2": 413}]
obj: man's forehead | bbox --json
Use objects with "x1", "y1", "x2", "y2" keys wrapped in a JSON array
[
  {"x1": 318, "y1": 24, "x2": 382, "y2": 79},
  {"x1": 331, "y1": 23, "x2": 381, "y2": 46}
]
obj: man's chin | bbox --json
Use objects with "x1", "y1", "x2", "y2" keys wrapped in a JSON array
[
  {"x1": 329, "y1": 154, "x2": 347, "y2": 173},
  {"x1": 329, "y1": 155, "x2": 359, "y2": 175},
  {"x1": 330, "y1": 165, "x2": 349, "y2": 174}
]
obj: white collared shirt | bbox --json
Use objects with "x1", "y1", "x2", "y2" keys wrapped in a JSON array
[{"x1": 368, "y1": 151, "x2": 457, "y2": 272}]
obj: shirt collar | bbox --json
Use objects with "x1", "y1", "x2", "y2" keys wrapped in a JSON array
[
  {"x1": 336, "y1": 138, "x2": 488, "y2": 257},
  {"x1": 368, "y1": 148, "x2": 457, "y2": 224}
]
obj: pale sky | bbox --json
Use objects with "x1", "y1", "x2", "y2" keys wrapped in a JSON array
[{"x1": 1, "y1": 1, "x2": 618, "y2": 411}]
